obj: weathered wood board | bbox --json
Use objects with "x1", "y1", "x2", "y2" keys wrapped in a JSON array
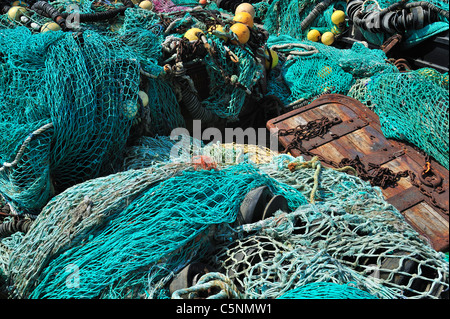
[{"x1": 267, "y1": 94, "x2": 449, "y2": 252}]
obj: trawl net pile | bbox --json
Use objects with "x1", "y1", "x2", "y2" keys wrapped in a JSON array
[
  {"x1": 0, "y1": 1, "x2": 267, "y2": 214},
  {"x1": 0, "y1": 28, "x2": 139, "y2": 214}
]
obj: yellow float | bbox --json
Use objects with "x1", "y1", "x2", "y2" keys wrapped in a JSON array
[{"x1": 230, "y1": 23, "x2": 250, "y2": 45}]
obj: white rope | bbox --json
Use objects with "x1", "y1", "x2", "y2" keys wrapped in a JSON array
[{"x1": 0, "y1": 123, "x2": 53, "y2": 173}]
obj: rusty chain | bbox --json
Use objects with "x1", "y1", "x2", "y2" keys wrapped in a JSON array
[{"x1": 278, "y1": 116, "x2": 447, "y2": 214}]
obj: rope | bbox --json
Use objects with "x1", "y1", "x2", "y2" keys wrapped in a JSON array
[
  {"x1": 171, "y1": 272, "x2": 243, "y2": 299},
  {"x1": 287, "y1": 156, "x2": 322, "y2": 203},
  {"x1": 0, "y1": 123, "x2": 53, "y2": 173},
  {"x1": 269, "y1": 43, "x2": 319, "y2": 56}
]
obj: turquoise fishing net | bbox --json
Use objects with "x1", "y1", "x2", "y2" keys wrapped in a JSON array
[
  {"x1": 122, "y1": 6, "x2": 264, "y2": 122},
  {"x1": 1, "y1": 148, "x2": 448, "y2": 299},
  {"x1": 277, "y1": 282, "x2": 378, "y2": 299},
  {"x1": 6, "y1": 162, "x2": 307, "y2": 298},
  {"x1": 202, "y1": 37, "x2": 264, "y2": 120},
  {"x1": 1, "y1": 1, "x2": 449, "y2": 301},
  {"x1": 265, "y1": 34, "x2": 397, "y2": 104},
  {"x1": 349, "y1": 68, "x2": 449, "y2": 169},
  {"x1": 139, "y1": 77, "x2": 186, "y2": 136},
  {"x1": 0, "y1": 27, "x2": 140, "y2": 215},
  {"x1": 0, "y1": 4, "x2": 268, "y2": 215},
  {"x1": 263, "y1": 0, "x2": 347, "y2": 39},
  {"x1": 198, "y1": 156, "x2": 449, "y2": 299},
  {"x1": 259, "y1": 0, "x2": 448, "y2": 48}
]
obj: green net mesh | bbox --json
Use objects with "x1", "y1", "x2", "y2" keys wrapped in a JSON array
[
  {"x1": 353, "y1": 0, "x2": 449, "y2": 47},
  {"x1": 263, "y1": 0, "x2": 347, "y2": 39},
  {"x1": 265, "y1": 34, "x2": 397, "y2": 104},
  {"x1": 348, "y1": 68, "x2": 449, "y2": 169},
  {"x1": 0, "y1": 0, "x2": 449, "y2": 301},
  {"x1": 277, "y1": 282, "x2": 378, "y2": 299},
  {"x1": 5, "y1": 162, "x2": 307, "y2": 298},
  {"x1": 202, "y1": 37, "x2": 264, "y2": 120},
  {"x1": 260, "y1": 0, "x2": 449, "y2": 47},
  {"x1": 1, "y1": 142, "x2": 448, "y2": 299},
  {"x1": 0, "y1": 27, "x2": 139, "y2": 214}
]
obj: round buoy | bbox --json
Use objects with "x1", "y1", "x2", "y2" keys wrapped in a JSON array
[
  {"x1": 139, "y1": 0, "x2": 153, "y2": 10},
  {"x1": 235, "y1": 3, "x2": 255, "y2": 19},
  {"x1": 230, "y1": 23, "x2": 250, "y2": 45},
  {"x1": 321, "y1": 31, "x2": 335, "y2": 45},
  {"x1": 183, "y1": 28, "x2": 204, "y2": 41},
  {"x1": 264, "y1": 49, "x2": 278, "y2": 70},
  {"x1": 198, "y1": 0, "x2": 208, "y2": 5},
  {"x1": 7, "y1": 6, "x2": 27, "y2": 21},
  {"x1": 307, "y1": 29, "x2": 321, "y2": 42},
  {"x1": 331, "y1": 10, "x2": 346, "y2": 25},
  {"x1": 138, "y1": 91, "x2": 149, "y2": 107},
  {"x1": 233, "y1": 11, "x2": 254, "y2": 28},
  {"x1": 41, "y1": 22, "x2": 61, "y2": 33},
  {"x1": 208, "y1": 24, "x2": 227, "y2": 41}
]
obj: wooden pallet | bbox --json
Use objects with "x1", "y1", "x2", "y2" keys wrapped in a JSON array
[{"x1": 267, "y1": 94, "x2": 449, "y2": 252}]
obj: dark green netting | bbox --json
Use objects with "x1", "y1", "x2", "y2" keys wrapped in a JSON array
[
  {"x1": 348, "y1": 68, "x2": 449, "y2": 169},
  {"x1": 263, "y1": 0, "x2": 347, "y2": 39},
  {"x1": 0, "y1": 1, "x2": 448, "y2": 301},
  {"x1": 1, "y1": 147, "x2": 448, "y2": 299},
  {"x1": 265, "y1": 34, "x2": 397, "y2": 104},
  {"x1": 260, "y1": 0, "x2": 449, "y2": 47},
  {"x1": 351, "y1": 0, "x2": 449, "y2": 47},
  {"x1": 6, "y1": 163, "x2": 307, "y2": 298},
  {"x1": 0, "y1": 27, "x2": 139, "y2": 214}
]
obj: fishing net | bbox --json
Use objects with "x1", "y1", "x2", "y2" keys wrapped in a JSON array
[
  {"x1": 5, "y1": 162, "x2": 307, "y2": 298},
  {"x1": 265, "y1": 34, "x2": 397, "y2": 105},
  {"x1": 263, "y1": 0, "x2": 348, "y2": 39},
  {"x1": 277, "y1": 282, "x2": 378, "y2": 299},
  {"x1": 123, "y1": 5, "x2": 265, "y2": 122},
  {"x1": 0, "y1": 1, "x2": 448, "y2": 301},
  {"x1": 152, "y1": 0, "x2": 190, "y2": 13},
  {"x1": 348, "y1": 68, "x2": 449, "y2": 169},
  {"x1": 0, "y1": 3, "x2": 272, "y2": 214},
  {"x1": 191, "y1": 155, "x2": 449, "y2": 299},
  {"x1": 121, "y1": 134, "x2": 278, "y2": 171},
  {"x1": 201, "y1": 37, "x2": 265, "y2": 120},
  {"x1": 0, "y1": 27, "x2": 139, "y2": 215},
  {"x1": 1, "y1": 146, "x2": 448, "y2": 299},
  {"x1": 348, "y1": 0, "x2": 449, "y2": 47}
]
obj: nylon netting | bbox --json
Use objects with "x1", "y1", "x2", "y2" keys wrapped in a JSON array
[
  {"x1": 0, "y1": 27, "x2": 139, "y2": 215},
  {"x1": 0, "y1": 0, "x2": 449, "y2": 301},
  {"x1": 259, "y1": 0, "x2": 449, "y2": 47},
  {"x1": 348, "y1": 68, "x2": 449, "y2": 169},
  {"x1": 265, "y1": 34, "x2": 397, "y2": 104},
  {"x1": 277, "y1": 282, "x2": 378, "y2": 299},
  {"x1": 5, "y1": 162, "x2": 307, "y2": 298},
  {"x1": 1, "y1": 139, "x2": 448, "y2": 299},
  {"x1": 121, "y1": 135, "x2": 278, "y2": 170},
  {"x1": 263, "y1": 0, "x2": 347, "y2": 39},
  {"x1": 0, "y1": 3, "x2": 267, "y2": 214},
  {"x1": 185, "y1": 155, "x2": 449, "y2": 299}
]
